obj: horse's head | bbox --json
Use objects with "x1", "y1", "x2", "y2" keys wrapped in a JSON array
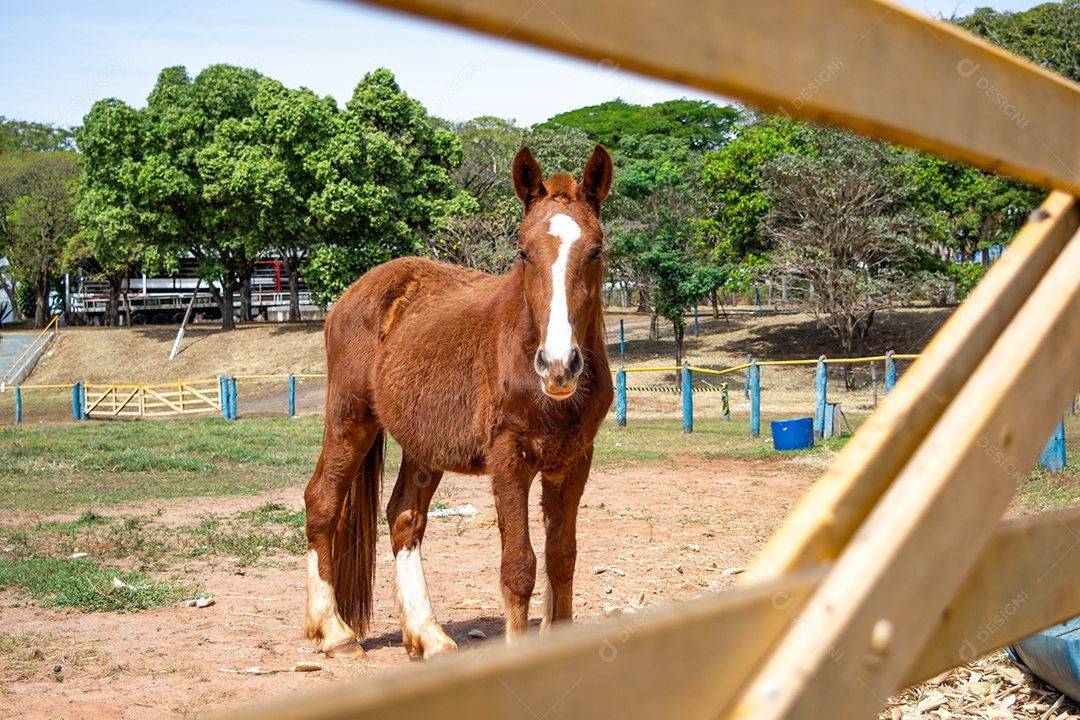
[{"x1": 512, "y1": 145, "x2": 613, "y2": 400}]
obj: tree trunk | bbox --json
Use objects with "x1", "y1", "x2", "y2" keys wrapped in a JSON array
[
  {"x1": 210, "y1": 281, "x2": 237, "y2": 331},
  {"x1": 106, "y1": 271, "x2": 123, "y2": 327},
  {"x1": 673, "y1": 322, "x2": 685, "y2": 369},
  {"x1": 709, "y1": 290, "x2": 719, "y2": 320},
  {"x1": 239, "y1": 262, "x2": 254, "y2": 323},
  {"x1": 637, "y1": 285, "x2": 650, "y2": 314},
  {"x1": 649, "y1": 311, "x2": 659, "y2": 341},
  {"x1": 287, "y1": 265, "x2": 301, "y2": 322},
  {"x1": 0, "y1": 276, "x2": 24, "y2": 323},
  {"x1": 34, "y1": 275, "x2": 49, "y2": 329}
]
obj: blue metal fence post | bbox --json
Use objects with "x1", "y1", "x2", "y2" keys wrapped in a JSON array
[
  {"x1": 744, "y1": 354, "x2": 752, "y2": 398},
  {"x1": 814, "y1": 356, "x2": 827, "y2": 439},
  {"x1": 885, "y1": 351, "x2": 897, "y2": 395},
  {"x1": 750, "y1": 361, "x2": 760, "y2": 437},
  {"x1": 288, "y1": 374, "x2": 296, "y2": 417},
  {"x1": 693, "y1": 303, "x2": 699, "y2": 336},
  {"x1": 15, "y1": 386, "x2": 22, "y2": 424},
  {"x1": 72, "y1": 383, "x2": 81, "y2": 421},
  {"x1": 616, "y1": 368, "x2": 627, "y2": 428},
  {"x1": 721, "y1": 382, "x2": 730, "y2": 421},
  {"x1": 620, "y1": 319, "x2": 625, "y2": 359},
  {"x1": 229, "y1": 376, "x2": 238, "y2": 420},
  {"x1": 755, "y1": 286, "x2": 763, "y2": 316},
  {"x1": 81, "y1": 383, "x2": 87, "y2": 419},
  {"x1": 219, "y1": 376, "x2": 228, "y2": 419},
  {"x1": 1040, "y1": 419, "x2": 1067, "y2": 470},
  {"x1": 682, "y1": 363, "x2": 693, "y2": 433}
]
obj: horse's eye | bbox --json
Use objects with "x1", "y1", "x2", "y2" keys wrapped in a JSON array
[
  {"x1": 519, "y1": 249, "x2": 529, "y2": 263},
  {"x1": 590, "y1": 248, "x2": 602, "y2": 261}
]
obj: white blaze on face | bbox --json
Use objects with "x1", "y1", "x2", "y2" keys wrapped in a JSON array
[{"x1": 544, "y1": 213, "x2": 582, "y2": 364}]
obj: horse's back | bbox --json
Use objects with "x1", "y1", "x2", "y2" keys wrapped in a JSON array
[{"x1": 324, "y1": 258, "x2": 502, "y2": 471}]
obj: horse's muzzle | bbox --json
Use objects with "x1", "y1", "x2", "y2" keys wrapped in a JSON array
[{"x1": 535, "y1": 346, "x2": 584, "y2": 399}]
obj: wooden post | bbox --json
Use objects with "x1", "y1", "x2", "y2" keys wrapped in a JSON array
[
  {"x1": 1039, "y1": 419, "x2": 1066, "y2": 471},
  {"x1": 682, "y1": 362, "x2": 693, "y2": 433},
  {"x1": 616, "y1": 368, "x2": 627, "y2": 428},
  {"x1": 814, "y1": 356, "x2": 827, "y2": 439},
  {"x1": 750, "y1": 361, "x2": 760, "y2": 437},
  {"x1": 178, "y1": 379, "x2": 185, "y2": 415}
]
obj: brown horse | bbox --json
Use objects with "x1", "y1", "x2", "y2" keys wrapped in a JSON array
[{"x1": 303, "y1": 146, "x2": 614, "y2": 658}]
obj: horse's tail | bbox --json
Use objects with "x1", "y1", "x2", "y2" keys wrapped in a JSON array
[{"x1": 332, "y1": 429, "x2": 384, "y2": 637}]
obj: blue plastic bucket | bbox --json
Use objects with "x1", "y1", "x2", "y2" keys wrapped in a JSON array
[{"x1": 771, "y1": 417, "x2": 814, "y2": 451}]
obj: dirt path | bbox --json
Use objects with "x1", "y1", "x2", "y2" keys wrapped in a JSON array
[{"x1": 0, "y1": 455, "x2": 811, "y2": 719}]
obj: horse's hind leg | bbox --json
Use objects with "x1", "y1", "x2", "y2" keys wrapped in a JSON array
[
  {"x1": 304, "y1": 415, "x2": 380, "y2": 658},
  {"x1": 387, "y1": 455, "x2": 458, "y2": 658}
]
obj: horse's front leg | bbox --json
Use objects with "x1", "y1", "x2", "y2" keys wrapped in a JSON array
[
  {"x1": 540, "y1": 447, "x2": 591, "y2": 632},
  {"x1": 490, "y1": 445, "x2": 537, "y2": 639}
]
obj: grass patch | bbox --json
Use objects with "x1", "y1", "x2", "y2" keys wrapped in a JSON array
[
  {"x1": 180, "y1": 513, "x2": 306, "y2": 564},
  {"x1": 0, "y1": 558, "x2": 197, "y2": 612},
  {"x1": 593, "y1": 416, "x2": 859, "y2": 466},
  {"x1": 0, "y1": 416, "x2": 326, "y2": 513}
]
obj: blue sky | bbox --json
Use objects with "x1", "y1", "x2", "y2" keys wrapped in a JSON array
[{"x1": 0, "y1": 0, "x2": 1053, "y2": 130}]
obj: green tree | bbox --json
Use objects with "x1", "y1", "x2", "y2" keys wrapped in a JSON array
[
  {"x1": 303, "y1": 68, "x2": 462, "y2": 306},
  {"x1": 0, "y1": 117, "x2": 75, "y2": 154},
  {"x1": 958, "y1": 3, "x2": 1080, "y2": 83},
  {"x1": 623, "y1": 191, "x2": 724, "y2": 369},
  {"x1": 3, "y1": 151, "x2": 81, "y2": 327},
  {"x1": 537, "y1": 98, "x2": 740, "y2": 151},
  {"x1": 76, "y1": 99, "x2": 150, "y2": 326}
]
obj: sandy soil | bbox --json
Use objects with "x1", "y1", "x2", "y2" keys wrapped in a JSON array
[{"x1": 0, "y1": 455, "x2": 811, "y2": 719}]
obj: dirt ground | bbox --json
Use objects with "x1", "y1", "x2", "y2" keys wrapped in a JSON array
[{"x1": 0, "y1": 455, "x2": 811, "y2": 719}]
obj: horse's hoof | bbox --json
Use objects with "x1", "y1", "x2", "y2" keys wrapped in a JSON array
[
  {"x1": 324, "y1": 639, "x2": 366, "y2": 658},
  {"x1": 422, "y1": 636, "x2": 458, "y2": 660}
]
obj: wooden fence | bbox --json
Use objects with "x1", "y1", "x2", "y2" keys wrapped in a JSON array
[
  {"x1": 83, "y1": 379, "x2": 221, "y2": 419},
  {"x1": 212, "y1": 1, "x2": 1080, "y2": 719}
]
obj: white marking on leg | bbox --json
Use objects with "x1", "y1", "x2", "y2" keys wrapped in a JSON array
[
  {"x1": 540, "y1": 579, "x2": 555, "y2": 634},
  {"x1": 304, "y1": 550, "x2": 354, "y2": 649},
  {"x1": 544, "y1": 213, "x2": 581, "y2": 364},
  {"x1": 395, "y1": 546, "x2": 457, "y2": 657}
]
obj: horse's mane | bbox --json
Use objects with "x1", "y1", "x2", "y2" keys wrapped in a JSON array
[{"x1": 544, "y1": 173, "x2": 578, "y2": 200}]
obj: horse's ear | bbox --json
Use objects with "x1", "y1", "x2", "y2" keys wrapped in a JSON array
[
  {"x1": 579, "y1": 145, "x2": 613, "y2": 218},
  {"x1": 513, "y1": 146, "x2": 547, "y2": 213}
]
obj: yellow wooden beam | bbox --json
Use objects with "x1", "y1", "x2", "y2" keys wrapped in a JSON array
[
  {"x1": 749, "y1": 191, "x2": 1080, "y2": 577},
  {"x1": 358, "y1": 0, "x2": 1080, "y2": 193},
  {"x1": 727, "y1": 224, "x2": 1080, "y2": 718}
]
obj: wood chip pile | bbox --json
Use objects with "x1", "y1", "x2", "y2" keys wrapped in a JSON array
[{"x1": 881, "y1": 652, "x2": 1080, "y2": 720}]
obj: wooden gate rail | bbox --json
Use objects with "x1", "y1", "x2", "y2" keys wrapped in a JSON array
[
  {"x1": 83, "y1": 379, "x2": 221, "y2": 418},
  {"x1": 211, "y1": 1, "x2": 1080, "y2": 718}
]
